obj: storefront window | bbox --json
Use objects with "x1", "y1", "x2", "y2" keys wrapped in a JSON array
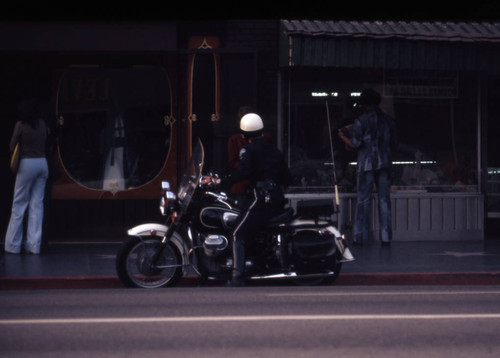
[
  {"x1": 486, "y1": 77, "x2": 500, "y2": 216},
  {"x1": 57, "y1": 65, "x2": 172, "y2": 193},
  {"x1": 286, "y1": 68, "x2": 479, "y2": 193},
  {"x1": 487, "y1": 168, "x2": 500, "y2": 215}
]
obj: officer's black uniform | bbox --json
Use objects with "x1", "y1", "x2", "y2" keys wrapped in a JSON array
[{"x1": 220, "y1": 135, "x2": 291, "y2": 286}]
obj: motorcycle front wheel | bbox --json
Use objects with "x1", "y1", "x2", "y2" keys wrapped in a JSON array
[{"x1": 116, "y1": 236, "x2": 183, "y2": 288}]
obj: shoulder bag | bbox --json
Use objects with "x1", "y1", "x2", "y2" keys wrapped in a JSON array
[{"x1": 10, "y1": 143, "x2": 20, "y2": 174}]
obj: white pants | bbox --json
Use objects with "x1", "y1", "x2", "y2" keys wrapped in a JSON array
[{"x1": 4, "y1": 158, "x2": 48, "y2": 254}]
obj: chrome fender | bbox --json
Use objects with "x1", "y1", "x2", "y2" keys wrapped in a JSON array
[
  {"x1": 324, "y1": 225, "x2": 355, "y2": 262},
  {"x1": 127, "y1": 223, "x2": 191, "y2": 273},
  {"x1": 127, "y1": 223, "x2": 169, "y2": 237}
]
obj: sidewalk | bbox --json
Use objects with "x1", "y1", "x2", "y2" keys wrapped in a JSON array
[{"x1": 1, "y1": 238, "x2": 500, "y2": 289}]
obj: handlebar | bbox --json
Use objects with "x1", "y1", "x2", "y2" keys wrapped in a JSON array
[
  {"x1": 205, "y1": 191, "x2": 237, "y2": 209},
  {"x1": 205, "y1": 191, "x2": 227, "y2": 201}
]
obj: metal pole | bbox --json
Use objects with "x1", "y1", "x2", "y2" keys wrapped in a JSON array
[{"x1": 325, "y1": 101, "x2": 340, "y2": 209}]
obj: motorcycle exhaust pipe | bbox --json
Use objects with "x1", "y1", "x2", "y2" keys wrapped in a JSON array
[{"x1": 248, "y1": 271, "x2": 335, "y2": 280}]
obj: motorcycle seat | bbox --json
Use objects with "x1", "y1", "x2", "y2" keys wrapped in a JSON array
[{"x1": 267, "y1": 207, "x2": 294, "y2": 227}]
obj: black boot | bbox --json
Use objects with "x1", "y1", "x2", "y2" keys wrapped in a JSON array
[
  {"x1": 225, "y1": 239, "x2": 246, "y2": 287},
  {"x1": 280, "y1": 237, "x2": 291, "y2": 272}
]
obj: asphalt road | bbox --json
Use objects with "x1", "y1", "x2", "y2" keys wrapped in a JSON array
[{"x1": 1, "y1": 285, "x2": 500, "y2": 357}]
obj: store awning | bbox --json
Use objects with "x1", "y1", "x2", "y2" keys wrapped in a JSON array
[{"x1": 280, "y1": 20, "x2": 500, "y2": 71}]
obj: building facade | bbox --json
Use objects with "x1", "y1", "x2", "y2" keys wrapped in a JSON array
[
  {"x1": 279, "y1": 20, "x2": 500, "y2": 240},
  {"x1": 1, "y1": 20, "x2": 499, "y2": 241}
]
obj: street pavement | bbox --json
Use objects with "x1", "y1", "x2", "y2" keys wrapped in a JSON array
[{"x1": 2, "y1": 237, "x2": 500, "y2": 289}]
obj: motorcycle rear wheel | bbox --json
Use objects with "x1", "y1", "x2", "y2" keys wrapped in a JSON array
[{"x1": 116, "y1": 236, "x2": 183, "y2": 288}]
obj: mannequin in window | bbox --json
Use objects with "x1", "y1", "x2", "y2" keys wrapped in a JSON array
[{"x1": 102, "y1": 102, "x2": 128, "y2": 193}]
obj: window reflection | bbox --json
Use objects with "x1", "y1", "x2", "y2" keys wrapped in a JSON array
[
  {"x1": 57, "y1": 66, "x2": 171, "y2": 193},
  {"x1": 286, "y1": 69, "x2": 478, "y2": 193}
]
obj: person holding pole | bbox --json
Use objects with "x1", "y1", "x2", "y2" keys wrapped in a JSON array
[{"x1": 338, "y1": 88, "x2": 398, "y2": 246}]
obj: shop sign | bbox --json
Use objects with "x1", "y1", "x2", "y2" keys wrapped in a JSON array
[{"x1": 383, "y1": 76, "x2": 458, "y2": 99}]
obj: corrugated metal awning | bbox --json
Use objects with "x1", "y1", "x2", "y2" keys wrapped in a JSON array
[
  {"x1": 280, "y1": 20, "x2": 500, "y2": 71},
  {"x1": 282, "y1": 20, "x2": 500, "y2": 42}
]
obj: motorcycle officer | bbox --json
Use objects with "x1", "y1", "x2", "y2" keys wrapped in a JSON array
[{"x1": 201, "y1": 113, "x2": 291, "y2": 286}]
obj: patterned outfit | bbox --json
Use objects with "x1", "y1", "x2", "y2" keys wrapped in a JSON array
[{"x1": 350, "y1": 107, "x2": 398, "y2": 244}]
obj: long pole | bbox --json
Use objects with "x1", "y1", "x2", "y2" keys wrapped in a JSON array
[{"x1": 325, "y1": 101, "x2": 340, "y2": 210}]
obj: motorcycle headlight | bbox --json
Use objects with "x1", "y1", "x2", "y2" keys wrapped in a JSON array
[{"x1": 159, "y1": 181, "x2": 177, "y2": 216}]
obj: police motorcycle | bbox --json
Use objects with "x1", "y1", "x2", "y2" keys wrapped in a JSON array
[{"x1": 116, "y1": 140, "x2": 354, "y2": 288}]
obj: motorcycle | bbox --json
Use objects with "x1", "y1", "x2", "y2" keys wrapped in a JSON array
[{"x1": 116, "y1": 140, "x2": 354, "y2": 288}]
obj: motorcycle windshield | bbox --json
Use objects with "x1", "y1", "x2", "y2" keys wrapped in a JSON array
[{"x1": 177, "y1": 140, "x2": 204, "y2": 214}]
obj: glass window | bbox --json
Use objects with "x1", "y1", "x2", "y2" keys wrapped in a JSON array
[
  {"x1": 486, "y1": 77, "x2": 500, "y2": 216},
  {"x1": 57, "y1": 65, "x2": 172, "y2": 193},
  {"x1": 286, "y1": 68, "x2": 479, "y2": 193},
  {"x1": 487, "y1": 168, "x2": 500, "y2": 215}
]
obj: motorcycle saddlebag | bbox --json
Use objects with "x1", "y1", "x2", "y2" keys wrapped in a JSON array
[{"x1": 290, "y1": 229, "x2": 336, "y2": 260}]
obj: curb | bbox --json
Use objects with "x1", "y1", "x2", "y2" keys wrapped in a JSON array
[
  {"x1": 335, "y1": 272, "x2": 500, "y2": 285},
  {"x1": 0, "y1": 276, "x2": 124, "y2": 290},
  {"x1": 2, "y1": 272, "x2": 500, "y2": 290}
]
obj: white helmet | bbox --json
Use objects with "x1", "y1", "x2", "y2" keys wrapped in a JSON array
[{"x1": 240, "y1": 113, "x2": 264, "y2": 133}]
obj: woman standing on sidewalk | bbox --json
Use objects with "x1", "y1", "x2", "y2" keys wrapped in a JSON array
[{"x1": 4, "y1": 97, "x2": 49, "y2": 255}]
